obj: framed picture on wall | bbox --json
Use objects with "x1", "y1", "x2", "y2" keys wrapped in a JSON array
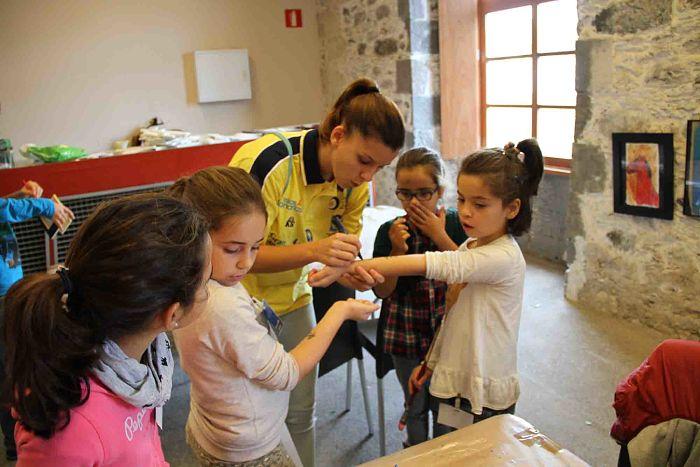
[
  {"x1": 683, "y1": 120, "x2": 700, "y2": 217},
  {"x1": 612, "y1": 133, "x2": 674, "y2": 220}
]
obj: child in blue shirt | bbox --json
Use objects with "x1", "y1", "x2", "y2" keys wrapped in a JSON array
[{"x1": 0, "y1": 180, "x2": 74, "y2": 459}]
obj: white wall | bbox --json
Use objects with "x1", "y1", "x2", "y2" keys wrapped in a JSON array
[{"x1": 0, "y1": 0, "x2": 324, "y2": 159}]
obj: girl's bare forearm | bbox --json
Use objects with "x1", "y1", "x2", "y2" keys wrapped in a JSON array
[{"x1": 358, "y1": 255, "x2": 426, "y2": 278}]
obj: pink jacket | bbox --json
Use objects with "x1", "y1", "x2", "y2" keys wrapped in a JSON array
[{"x1": 15, "y1": 376, "x2": 168, "y2": 466}]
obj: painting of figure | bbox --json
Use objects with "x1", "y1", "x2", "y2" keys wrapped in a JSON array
[
  {"x1": 625, "y1": 143, "x2": 660, "y2": 208},
  {"x1": 613, "y1": 132, "x2": 674, "y2": 220}
]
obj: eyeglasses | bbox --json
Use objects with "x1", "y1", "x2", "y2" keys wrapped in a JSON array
[{"x1": 395, "y1": 187, "x2": 439, "y2": 202}]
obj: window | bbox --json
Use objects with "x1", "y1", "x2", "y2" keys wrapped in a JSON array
[{"x1": 479, "y1": 0, "x2": 578, "y2": 172}]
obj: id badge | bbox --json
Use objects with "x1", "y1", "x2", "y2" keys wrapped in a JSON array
[
  {"x1": 261, "y1": 300, "x2": 283, "y2": 337},
  {"x1": 155, "y1": 406, "x2": 163, "y2": 430},
  {"x1": 437, "y1": 399, "x2": 474, "y2": 429}
]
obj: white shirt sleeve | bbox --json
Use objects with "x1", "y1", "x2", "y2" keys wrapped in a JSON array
[
  {"x1": 208, "y1": 287, "x2": 300, "y2": 391},
  {"x1": 425, "y1": 239, "x2": 519, "y2": 285}
]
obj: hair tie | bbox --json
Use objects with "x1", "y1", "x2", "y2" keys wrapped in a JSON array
[
  {"x1": 363, "y1": 85, "x2": 380, "y2": 94},
  {"x1": 57, "y1": 267, "x2": 73, "y2": 314},
  {"x1": 503, "y1": 144, "x2": 525, "y2": 164},
  {"x1": 57, "y1": 267, "x2": 84, "y2": 315},
  {"x1": 57, "y1": 267, "x2": 72, "y2": 295}
]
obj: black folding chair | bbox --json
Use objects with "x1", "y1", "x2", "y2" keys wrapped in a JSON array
[{"x1": 313, "y1": 282, "x2": 374, "y2": 435}]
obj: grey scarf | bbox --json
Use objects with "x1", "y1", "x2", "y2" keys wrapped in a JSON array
[{"x1": 91, "y1": 332, "x2": 173, "y2": 408}]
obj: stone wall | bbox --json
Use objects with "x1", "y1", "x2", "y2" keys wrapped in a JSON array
[
  {"x1": 405, "y1": 0, "x2": 441, "y2": 149},
  {"x1": 567, "y1": 0, "x2": 700, "y2": 338},
  {"x1": 316, "y1": 0, "x2": 441, "y2": 206},
  {"x1": 316, "y1": 0, "x2": 413, "y2": 134},
  {"x1": 316, "y1": 0, "x2": 569, "y2": 264},
  {"x1": 520, "y1": 174, "x2": 570, "y2": 262}
]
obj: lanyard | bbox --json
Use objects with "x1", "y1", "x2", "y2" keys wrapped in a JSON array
[
  {"x1": 268, "y1": 130, "x2": 353, "y2": 201},
  {"x1": 268, "y1": 130, "x2": 294, "y2": 196}
]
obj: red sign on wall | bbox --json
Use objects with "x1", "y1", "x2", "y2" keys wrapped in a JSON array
[{"x1": 285, "y1": 9, "x2": 302, "y2": 28}]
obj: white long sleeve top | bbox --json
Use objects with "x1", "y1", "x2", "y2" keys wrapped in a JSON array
[
  {"x1": 173, "y1": 280, "x2": 300, "y2": 462},
  {"x1": 424, "y1": 234, "x2": 525, "y2": 414}
]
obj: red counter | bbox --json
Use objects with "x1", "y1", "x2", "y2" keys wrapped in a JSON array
[
  {"x1": 0, "y1": 141, "x2": 248, "y2": 196},
  {"x1": 2, "y1": 141, "x2": 250, "y2": 273}
]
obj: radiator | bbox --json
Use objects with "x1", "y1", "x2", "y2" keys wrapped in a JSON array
[{"x1": 14, "y1": 183, "x2": 171, "y2": 274}]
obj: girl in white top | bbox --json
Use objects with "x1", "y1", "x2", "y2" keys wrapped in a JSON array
[
  {"x1": 310, "y1": 139, "x2": 544, "y2": 431},
  {"x1": 168, "y1": 167, "x2": 378, "y2": 466}
]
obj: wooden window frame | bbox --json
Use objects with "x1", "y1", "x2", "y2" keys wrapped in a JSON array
[
  {"x1": 439, "y1": 0, "x2": 481, "y2": 160},
  {"x1": 478, "y1": 0, "x2": 574, "y2": 175}
]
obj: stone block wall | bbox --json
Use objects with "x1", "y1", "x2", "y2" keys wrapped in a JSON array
[
  {"x1": 519, "y1": 174, "x2": 570, "y2": 262},
  {"x1": 316, "y1": 0, "x2": 441, "y2": 207},
  {"x1": 316, "y1": 0, "x2": 413, "y2": 135},
  {"x1": 316, "y1": 0, "x2": 569, "y2": 264},
  {"x1": 566, "y1": 0, "x2": 700, "y2": 338}
]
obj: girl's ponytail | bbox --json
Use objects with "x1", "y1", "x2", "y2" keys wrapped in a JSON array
[
  {"x1": 516, "y1": 138, "x2": 544, "y2": 197},
  {"x1": 3, "y1": 273, "x2": 99, "y2": 437},
  {"x1": 319, "y1": 78, "x2": 405, "y2": 150}
]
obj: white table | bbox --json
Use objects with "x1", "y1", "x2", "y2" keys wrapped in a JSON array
[{"x1": 360, "y1": 414, "x2": 590, "y2": 466}]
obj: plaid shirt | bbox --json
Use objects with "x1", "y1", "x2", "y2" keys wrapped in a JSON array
[{"x1": 373, "y1": 210, "x2": 466, "y2": 359}]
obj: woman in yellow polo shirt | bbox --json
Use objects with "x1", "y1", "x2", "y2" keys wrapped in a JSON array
[{"x1": 230, "y1": 78, "x2": 405, "y2": 466}]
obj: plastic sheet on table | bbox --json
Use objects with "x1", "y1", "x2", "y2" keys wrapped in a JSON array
[{"x1": 360, "y1": 414, "x2": 590, "y2": 467}]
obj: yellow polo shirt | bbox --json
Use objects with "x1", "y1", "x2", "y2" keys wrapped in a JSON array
[{"x1": 230, "y1": 129, "x2": 369, "y2": 315}]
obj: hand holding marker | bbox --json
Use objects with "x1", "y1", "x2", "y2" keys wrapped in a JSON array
[{"x1": 331, "y1": 215, "x2": 363, "y2": 259}]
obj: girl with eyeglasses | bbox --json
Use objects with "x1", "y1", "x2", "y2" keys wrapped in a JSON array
[{"x1": 370, "y1": 147, "x2": 466, "y2": 446}]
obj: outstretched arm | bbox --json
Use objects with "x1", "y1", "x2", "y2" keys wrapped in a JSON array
[
  {"x1": 290, "y1": 299, "x2": 378, "y2": 379},
  {"x1": 357, "y1": 255, "x2": 427, "y2": 278},
  {"x1": 309, "y1": 254, "x2": 426, "y2": 288}
]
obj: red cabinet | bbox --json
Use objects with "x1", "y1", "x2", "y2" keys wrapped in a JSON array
[{"x1": 1, "y1": 141, "x2": 247, "y2": 273}]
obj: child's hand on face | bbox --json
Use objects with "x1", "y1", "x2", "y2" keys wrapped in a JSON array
[
  {"x1": 388, "y1": 217, "x2": 410, "y2": 255},
  {"x1": 407, "y1": 201, "x2": 446, "y2": 241},
  {"x1": 331, "y1": 298, "x2": 379, "y2": 322}
]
